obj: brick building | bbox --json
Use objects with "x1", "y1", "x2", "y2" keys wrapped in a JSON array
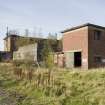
[{"x1": 62, "y1": 23, "x2": 105, "y2": 69}]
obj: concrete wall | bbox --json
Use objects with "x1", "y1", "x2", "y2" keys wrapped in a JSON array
[
  {"x1": 4, "y1": 35, "x2": 18, "y2": 52},
  {"x1": 13, "y1": 43, "x2": 37, "y2": 61},
  {"x1": 4, "y1": 37, "x2": 11, "y2": 52},
  {"x1": 63, "y1": 27, "x2": 88, "y2": 69}
]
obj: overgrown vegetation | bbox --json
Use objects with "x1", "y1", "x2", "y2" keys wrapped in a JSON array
[
  {"x1": 0, "y1": 63, "x2": 105, "y2": 105},
  {"x1": 41, "y1": 40, "x2": 54, "y2": 68}
]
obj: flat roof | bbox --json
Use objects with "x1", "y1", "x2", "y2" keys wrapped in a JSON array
[
  {"x1": 4, "y1": 34, "x2": 19, "y2": 40},
  {"x1": 3, "y1": 34, "x2": 60, "y2": 42},
  {"x1": 61, "y1": 23, "x2": 105, "y2": 33},
  {"x1": 3, "y1": 34, "x2": 47, "y2": 40}
]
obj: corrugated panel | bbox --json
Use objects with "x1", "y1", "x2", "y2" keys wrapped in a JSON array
[{"x1": 65, "y1": 52, "x2": 74, "y2": 68}]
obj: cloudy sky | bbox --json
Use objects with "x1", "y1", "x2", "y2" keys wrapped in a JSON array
[{"x1": 0, "y1": 0, "x2": 105, "y2": 50}]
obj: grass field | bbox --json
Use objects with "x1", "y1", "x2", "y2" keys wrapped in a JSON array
[{"x1": 0, "y1": 63, "x2": 105, "y2": 105}]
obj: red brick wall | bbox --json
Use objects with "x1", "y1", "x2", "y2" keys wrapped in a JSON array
[
  {"x1": 88, "y1": 26, "x2": 105, "y2": 68},
  {"x1": 63, "y1": 27, "x2": 88, "y2": 69}
]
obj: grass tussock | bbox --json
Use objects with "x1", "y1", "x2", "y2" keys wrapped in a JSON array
[{"x1": 0, "y1": 63, "x2": 105, "y2": 105}]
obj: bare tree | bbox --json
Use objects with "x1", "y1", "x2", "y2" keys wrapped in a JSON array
[
  {"x1": 47, "y1": 33, "x2": 57, "y2": 40},
  {"x1": 33, "y1": 27, "x2": 37, "y2": 38},
  {"x1": 38, "y1": 27, "x2": 42, "y2": 38},
  {"x1": 8, "y1": 29, "x2": 19, "y2": 35},
  {"x1": 24, "y1": 29, "x2": 29, "y2": 37}
]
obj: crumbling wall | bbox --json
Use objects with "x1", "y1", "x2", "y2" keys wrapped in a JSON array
[{"x1": 13, "y1": 43, "x2": 37, "y2": 61}]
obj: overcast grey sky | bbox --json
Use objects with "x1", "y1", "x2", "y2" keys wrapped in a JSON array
[{"x1": 0, "y1": 0, "x2": 105, "y2": 50}]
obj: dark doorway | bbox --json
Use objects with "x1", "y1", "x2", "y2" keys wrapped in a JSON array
[{"x1": 74, "y1": 52, "x2": 81, "y2": 67}]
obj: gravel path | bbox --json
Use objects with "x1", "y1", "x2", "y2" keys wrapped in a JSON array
[
  {"x1": 0, "y1": 88, "x2": 25, "y2": 105},
  {"x1": 0, "y1": 88, "x2": 17, "y2": 105}
]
